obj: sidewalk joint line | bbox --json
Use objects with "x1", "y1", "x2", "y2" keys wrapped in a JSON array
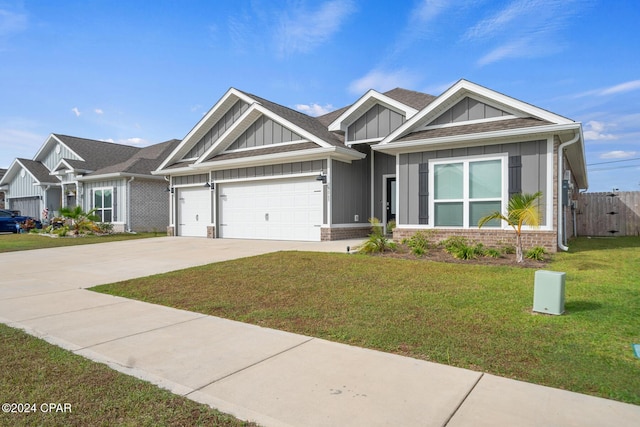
[
  {"x1": 0, "y1": 287, "x2": 90, "y2": 301},
  {"x1": 187, "y1": 337, "x2": 315, "y2": 395},
  {"x1": 442, "y1": 372, "x2": 484, "y2": 427},
  {"x1": 9, "y1": 300, "x2": 130, "y2": 322},
  {"x1": 73, "y1": 315, "x2": 208, "y2": 351}
]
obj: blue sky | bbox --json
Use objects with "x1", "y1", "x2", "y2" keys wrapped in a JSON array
[{"x1": 0, "y1": 0, "x2": 638, "y2": 192}]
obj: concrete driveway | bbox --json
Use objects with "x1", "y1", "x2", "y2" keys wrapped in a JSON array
[{"x1": 1, "y1": 236, "x2": 639, "y2": 426}]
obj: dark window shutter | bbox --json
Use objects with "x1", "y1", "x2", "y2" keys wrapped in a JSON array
[
  {"x1": 508, "y1": 156, "x2": 522, "y2": 198},
  {"x1": 419, "y1": 163, "x2": 429, "y2": 224},
  {"x1": 112, "y1": 187, "x2": 117, "y2": 222}
]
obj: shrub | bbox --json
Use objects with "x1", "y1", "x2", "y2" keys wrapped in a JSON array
[
  {"x1": 484, "y1": 248, "x2": 503, "y2": 258},
  {"x1": 95, "y1": 222, "x2": 114, "y2": 234},
  {"x1": 525, "y1": 246, "x2": 548, "y2": 261},
  {"x1": 386, "y1": 220, "x2": 397, "y2": 234},
  {"x1": 502, "y1": 245, "x2": 516, "y2": 254},
  {"x1": 402, "y1": 230, "x2": 432, "y2": 256},
  {"x1": 358, "y1": 218, "x2": 397, "y2": 254},
  {"x1": 441, "y1": 237, "x2": 486, "y2": 260}
]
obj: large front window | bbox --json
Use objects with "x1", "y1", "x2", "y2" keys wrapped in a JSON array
[
  {"x1": 94, "y1": 188, "x2": 113, "y2": 222},
  {"x1": 432, "y1": 157, "x2": 504, "y2": 227}
]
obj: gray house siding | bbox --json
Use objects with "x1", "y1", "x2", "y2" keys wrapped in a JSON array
[
  {"x1": 6, "y1": 170, "x2": 45, "y2": 217},
  {"x1": 347, "y1": 104, "x2": 404, "y2": 142},
  {"x1": 211, "y1": 160, "x2": 326, "y2": 182},
  {"x1": 373, "y1": 152, "x2": 395, "y2": 221},
  {"x1": 227, "y1": 116, "x2": 303, "y2": 150},
  {"x1": 130, "y1": 179, "x2": 169, "y2": 232},
  {"x1": 429, "y1": 97, "x2": 509, "y2": 126},
  {"x1": 82, "y1": 179, "x2": 127, "y2": 223},
  {"x1": 398, "y1": 140, "x2": 547, "y2": 225},
  {"x1": 331, "y1": 145, "x2": 370, "y2": 224},
  {"x1": 184, "y1": 100, "x2": 249, "y2": 159},
  {"x1": 41, "y1": 143, "x2": 79, "y2": 171}
]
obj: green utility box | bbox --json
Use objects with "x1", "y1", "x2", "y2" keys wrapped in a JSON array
[{"x1": 533, "y1": 270, "x2": 565, "y2": 315}]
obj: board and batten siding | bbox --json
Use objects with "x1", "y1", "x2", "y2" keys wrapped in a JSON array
[
  {"x1": 184, "y1": 100, "x2": 250, "y2": 160},
  {"x1": 42, "y1": 143, "x2": 80, "y2": 171},
  {"x1": 347, "y1": 104, "x2": 404, "y2": 143},
  {"x1": 7, "y1": 169, "x2": 44, "y2": 198},
  {"x1": 331, "y1": 145, "x2": 370, "y2": 224},
  {"x1": 227, "y1": 116, "x2": 303, "y2": 151},
  {"x1": 428, "y1": 97, "x2": 510, "y2": 126},
  {"x1": 373, "y1": 152, "x2": 395, "y2": 221},
  {"x1": 211, "y1": 160, "x2": 326, "y2": 182},
  {"x1": 82, "y1": 179, "x2": 127, "y2": 223},
  {"x1": 398, "y1": 140, "x2": 547, "y2": 226}
]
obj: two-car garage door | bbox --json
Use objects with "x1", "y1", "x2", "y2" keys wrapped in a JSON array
[{"x1": 218, "y1": 177, "x2": 323, "y2": 241}]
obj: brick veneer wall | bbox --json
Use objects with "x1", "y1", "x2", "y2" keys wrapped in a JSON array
[
  {"x1": 207, "y1": 225, "x2": 215, "y2": 238},
  {"x1": 167, "y1": 225, "x2": 175, "y2": 236},
  {"x1": 130, "y1": 179, "x2": 170, "y2": 232},
  {"x1": 321, "y1": 226, "x2": 371, "y2": 241},
  {"x1": 393, "y1": 228, "x2": 558, "y2": 253}
]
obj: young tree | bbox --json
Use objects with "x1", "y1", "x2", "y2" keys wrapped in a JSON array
[
  {"x1": 59, "y1": 206, "x2": 100, "y2": 233},
  {"x1": 477, "y1": 192, "x2": 542, "y2": 263}
]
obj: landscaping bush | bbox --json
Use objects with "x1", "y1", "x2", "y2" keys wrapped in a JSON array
[
  {"x1": 358, "y1": 218, "x2": 397, "y2": 254},
  {"x1": 525, "y1": 246, "x2": 548, "y2": 261},
  {"x1": 402, "y1": 230, "x2": 432, "y2": 256}
]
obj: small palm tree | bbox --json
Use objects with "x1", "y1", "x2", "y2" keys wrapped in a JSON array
[
  {"x1": 59, "y1": 206, "x2": 99, "y2": 233},
  {"x1": 478, "y1": 192, "x2": 542, "y2": 263}
]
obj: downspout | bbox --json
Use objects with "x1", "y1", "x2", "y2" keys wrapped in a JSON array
[
  {"x1": 127, "y1": 177, "x2": 135, "y2": 232},
  {"x1": 557, "y1": 132, "x2": 580, "y2": 251}
]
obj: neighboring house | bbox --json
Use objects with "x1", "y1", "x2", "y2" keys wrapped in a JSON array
[
  {"x1": 155, "y1": 79, "x2": 587, "y2": 251},
  {"x1": 0, "y1": 134, "x2": 180, "y2": 232},
  {"x1": 0, "y1": 168, "x2": 6, "y2": 209}
]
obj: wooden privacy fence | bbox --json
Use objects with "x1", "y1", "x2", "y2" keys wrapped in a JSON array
[{"x1": 576, "y1": 191, "x2": 640, "y2": 236}]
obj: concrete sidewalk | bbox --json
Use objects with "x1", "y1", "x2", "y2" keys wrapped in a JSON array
[{"x1": 1, "y1": 237, "x2": 639, "y2": 426}]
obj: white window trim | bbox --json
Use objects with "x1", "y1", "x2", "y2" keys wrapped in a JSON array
[
  {"x1": 429, "y1": 153, "x2": 508, "y2": 229},
  {"x1": 93, "y1": 187, "x2": 114, "y2": 223}
]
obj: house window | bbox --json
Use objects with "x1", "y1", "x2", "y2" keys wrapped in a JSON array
[
  {"x1": 432, "y1": 157, "x2": 504, "y2": 227},
  {"x1": 94, "y1": 188, "x2": 113, "y2": 222}
]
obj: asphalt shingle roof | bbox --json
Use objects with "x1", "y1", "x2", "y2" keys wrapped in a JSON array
[
  {"x1": 55, "y1": 134, "x2": 141, "y2": 171},
  {"x1": 86, "y1": 139, "x2": 181, "y2": 177},
  {"x1": 17, "y1": 158, "x2": 58, "y2": 183},
  {"x1": 394, "y1": 117, "x2": 552, "y2": 142}
]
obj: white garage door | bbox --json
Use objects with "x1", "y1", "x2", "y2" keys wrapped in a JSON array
[
  {"x1": 178, "y1": 187, "x2": 211, "y2": 237},
  {"x1": 219, "y1": 177, "x2": 323, "y2": 241}
]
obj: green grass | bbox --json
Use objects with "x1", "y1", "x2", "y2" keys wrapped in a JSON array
[
  {"x1": 0, "y1": 232, "x2": 162, "y2": 253},
  {"x1": 92, "y1": 236, "x2": 640, "y2": 405},
  {"x1": 0, "y1": 324, "x2": 257, "y2": 426}
]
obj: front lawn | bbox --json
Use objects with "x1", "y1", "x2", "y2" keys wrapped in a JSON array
[
  {"x1": 92, "y1": 237, "x2": 640, "y2": 405},
  {"x1": 0, "y1": 232, "x2": 162, "y2": 253},
  {"x1": 0, "y1": 323, "x2": 257, "y2": 426}
]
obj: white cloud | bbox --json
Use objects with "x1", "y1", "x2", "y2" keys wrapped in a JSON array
[
  {"x1": 124, "y1": 137, "x2": 147, "y2": 146},
  {"x1": 348, "y1": 69, "x2": 419, "y2": 95},
  {"x1": 600, "y1": 150, "x2": 637, "y2": 159},
  {"x1": 71, "y1": 107, "x2": 81, "y2": 117},
  {"x1": 463, "y1": 0, "x2": 584, "y2": 66},
  {"x1": 0, "y1": 8, "x2": 27, "y2": 50},
  {"x1": 0, "y1": 127, "x2": 44, "y2": 167},
  {"x1": 599, "y1": 80, "x2": 640, "y2": 96},
  {"x1": 295, "y1": 103, "x2": 334, "y2": 116},
  {"x1": 94, "y1": 108, "x2": 104, "y2": 115},
  {"x1": 583, "y1": 120, "x2": 617, "y2": 141},
  {"x1": 275, "y1": 0, "x2": 356, "y2": 56}
]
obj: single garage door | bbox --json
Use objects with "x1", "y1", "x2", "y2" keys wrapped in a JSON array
[
  {"x1": 219, "y1": 177, "x2": 323, "y2": 241},
  {"x1": 178, "y1": 187, "x2": 211, "y2": 237}
]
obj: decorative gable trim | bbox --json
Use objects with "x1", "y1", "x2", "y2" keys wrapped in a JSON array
[
  {"x1": 33, "y1": 134, "x2": 84, "y2": 163},
  {"x1": 194, "y1": 103, "x2": 335, "y2": 165},
  {"x1": 381, "y1": 79, "x2": 575, "y2": 145},
  {"x1": 328, "y1": 89, "x2": 418, "y2": 133},
  {"x1": 157, "y1": 88, "x2": 257, "y2": 171}
]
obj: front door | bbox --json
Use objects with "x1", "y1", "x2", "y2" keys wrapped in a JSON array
[{"x1": 385, "y1": 177, "x2": 396, "y2": 224}]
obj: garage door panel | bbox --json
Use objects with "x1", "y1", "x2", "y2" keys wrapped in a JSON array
[
  {"x1": 219, "y1": 177, "x2": 322, "y2": 241},
  {"x1": 178, "y1": 188, "x2": 211, "y2": 237}
]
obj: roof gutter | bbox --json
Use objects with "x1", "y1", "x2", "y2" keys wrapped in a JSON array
[{"x1": 557, "y1": 132, "x2": 580, "y2": 252}]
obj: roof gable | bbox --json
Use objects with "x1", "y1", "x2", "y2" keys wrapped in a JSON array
[
  {"x1": 0, "y1": 158, "x2": 59, "y2": 186},
  {"x1": 381, "y1": 79, "x2": 575, "y2": 144},
  {"x1": 327, "y1": 89, "x2": 422, "y2": 133}
]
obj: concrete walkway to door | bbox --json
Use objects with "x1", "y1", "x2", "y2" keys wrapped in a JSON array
[{"x1": 1, "y1": 237, "x2": 639, "y2": 426}]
